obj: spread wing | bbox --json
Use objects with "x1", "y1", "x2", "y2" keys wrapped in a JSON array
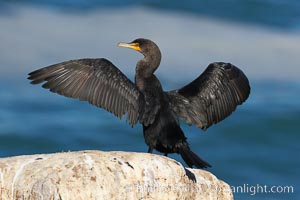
[
  {"x1": 167, "y1": 62, "x2": 250, "y2": 130},
  {"x1": 28, "y1": 58, "x2": 144, "y2": 126}
]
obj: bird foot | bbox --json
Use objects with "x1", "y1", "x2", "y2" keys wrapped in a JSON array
[{"x1": 147, "y1": 147, "x2": 153, "y2": 153}]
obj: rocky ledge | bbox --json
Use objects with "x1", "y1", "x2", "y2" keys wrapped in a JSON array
[{"x1": 0, "y1": 150, "x2": 233, "y2": 200}]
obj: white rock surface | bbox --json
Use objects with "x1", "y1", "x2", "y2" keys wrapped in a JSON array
[{"x1": 0, "y1": 150, "x2": 233, "y2": 200}]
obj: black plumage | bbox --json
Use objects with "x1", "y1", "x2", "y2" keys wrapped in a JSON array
[{"x1": 28, "y1": 38, "x2": 250, "y2": 168}]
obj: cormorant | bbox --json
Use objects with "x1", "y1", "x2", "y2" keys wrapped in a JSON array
[{"x1": 28, "y1": 38, "x2": 250, "y2": 168}]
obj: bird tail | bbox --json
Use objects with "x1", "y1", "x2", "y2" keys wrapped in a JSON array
[{"x1": 179, "y1": 146, "x2": 211, "y2": 169}]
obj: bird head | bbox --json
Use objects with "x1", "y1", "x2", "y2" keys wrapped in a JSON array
[
  {"x1": 117, "y1": 38, "x2": 160, "y2": 58},
  {"x1": 117, "y1": 38, "x2": 162, "y2": 76}
]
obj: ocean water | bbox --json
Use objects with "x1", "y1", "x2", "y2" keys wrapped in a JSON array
[
  {"x1": 1, "y1": 78, "x2": 299, "y2": 199},
  {"x1": 1, "y1": 1, "x2": 300, "y2": 199},
  {"x1": 1, "y1": 0, "x2": 300, "y2": 31}
]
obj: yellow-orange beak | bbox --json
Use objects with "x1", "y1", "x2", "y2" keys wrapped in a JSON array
[{"x1": 117, "y1": 42, "x2": 141, "y2": 51}]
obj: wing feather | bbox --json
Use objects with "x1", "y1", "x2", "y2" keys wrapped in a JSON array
[
  {"x1": 167, "y1": 62, "x2": 250, "y2": 130},
  {"x1": 28, "y1": 58, "x2": 144, "y2": 126}
]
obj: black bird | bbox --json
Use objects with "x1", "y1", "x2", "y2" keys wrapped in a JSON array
[{"x1": 28, "y1": 38, "x2": 250, "y2": 168}]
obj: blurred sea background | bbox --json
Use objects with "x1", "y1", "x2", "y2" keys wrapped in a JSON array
[{"x1": 0, "y1": 0, "x2": 299, "y2": 199}]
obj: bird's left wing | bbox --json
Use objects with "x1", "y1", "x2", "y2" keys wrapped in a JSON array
[
  {"x1": 28, "y1": 58, "x2": 144, "y2": 126},
  {"x1": 166, "y1": 62, "x2": 250, "y2": 130}
]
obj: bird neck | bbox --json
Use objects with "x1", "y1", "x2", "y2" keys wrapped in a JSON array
[{"x1": 136, "y1": 52, "x2": 161, "y2": 78}]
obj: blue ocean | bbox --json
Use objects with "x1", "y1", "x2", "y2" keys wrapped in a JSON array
[{"x1": 0, "y1": 1, "x2": 299, "y2": 199}]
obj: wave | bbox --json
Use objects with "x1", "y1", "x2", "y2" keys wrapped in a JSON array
[{"x1": 0, "y1": 5, "x2": 300, "y2": 81}]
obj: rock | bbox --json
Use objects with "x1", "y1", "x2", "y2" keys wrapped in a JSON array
[{"x1": 0, "y1": 150, "x2": 233, "y2": 200}]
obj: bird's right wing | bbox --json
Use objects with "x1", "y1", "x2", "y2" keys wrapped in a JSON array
[
  {"x1": 28, "y1": 58, "x2": 144, "y2": 126},
  {"x1": 166, "y1": 62, "x2": 250, "y2": 130}
]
